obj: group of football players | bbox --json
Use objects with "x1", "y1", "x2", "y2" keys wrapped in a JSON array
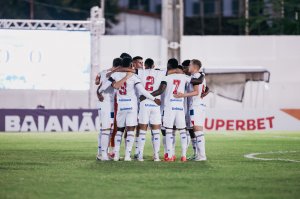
[{"x1": 96, "y1": 53, "x2": 209, "y2": 162}]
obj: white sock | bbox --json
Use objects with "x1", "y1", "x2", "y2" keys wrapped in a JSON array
[
  {"x1": 152, "y1": 129, "x2": 160, "y2": 159},
  {"x1": 101, "y1": 130, "x2": 110, "y2": 159},
  {"x1": 97, "y1": 131, "x2": 101, "y2": 155},
  {"x1": 138, "y1": 130, "x2": 146, "y2": 159},
  {"x1": 134, "y1": 135, "x2": 139, "y2": 155},
  {"x1": 114, "y1": 131, "x2": 123, "y2": 158},
  {"x1": 180, "y1": 131, "x2": 188, "y2": 157},
  {"x1": 192, "y1": 138, "x2": 197, "y2": 156},
  {"x1": 151, "y1": 130, "x2": 155, "y2": 152},
  {"x1": 125, "y1": 131, "x2": 135, "y2": 159},
  {"x1": 163, "y1": 136, "x2": 167, "y2": 154},
  {"x1": 195, "y1": 131, "x2": 206, "y2": 159},
  {"x1": 187, "y1": 131, "x2": 191, "y2": 148},
  {"x1": 172, "y1": 130, "x2": 176, "y2": 156},
  {"x1": 166, "y1": 129, "x2": 173, "y2": 158}
]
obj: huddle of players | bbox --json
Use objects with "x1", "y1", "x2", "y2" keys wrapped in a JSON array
[{"x1": 96, "y1": 53, "x2": 209, "y2": 162}]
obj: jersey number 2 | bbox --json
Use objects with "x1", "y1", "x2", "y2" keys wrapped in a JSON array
[
  {"x1": 173, "y1": 79, "x2": 181, "y2": 94},
  {"x1": 145, "y1": 76, "x2": 154, "y2": 91},
  {"x1": 119, "y1": 82, "x2": 127, "y2": 95}
]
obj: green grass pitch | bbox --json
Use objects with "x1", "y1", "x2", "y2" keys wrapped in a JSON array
[{"x1": 0, "y1": 132, "x2": 299, "y2": 199}]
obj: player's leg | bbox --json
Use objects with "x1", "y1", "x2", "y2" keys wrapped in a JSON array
[
  {"x1": 186, "y1": 108, "x2": 197, "y2": 159},
  {"x1": 138, "y1": 124, "x2": 147, "y2": 161},
  {"x1": 99, "y1": 103, "x2": 114, "y2": 161},
  {"x1": 191, "y1": 106, "x2": 207, "y2": 161},
  {"x1": 160, "y1": 110, "x2": 168, "y2": 158},
  {"x1": 188, "y1": 129, "x2": 197, "y2": 159},
  {"x1": 134, "y1": 102, "x2": 141, "y2": 159},
  {"x1": 109, "y1": 95, "x2": 118, "y2": 158},
  {"x1": 96, "y1": 106, "x2": 102, "y2": 160},
  {"x1": 175, "y1": 109, "x2": 188, "y2": 162},
  {"x1": 149, "y1": 106, "x2": 162, "y2": 161},
  {"x1": 161, "y1": 126, "x2": 167, "y2": 157},
  {"x1": 124, "y1": 108, "x2": 138, "y2": 161},
  {"x1": 113, "y1": 110, "x2": 126, "y2": 161},
  {"x1": 172, "y1": 126, "x2": 176, "y2": 160},
  {"x1": 163, "y1": 108, "x2": 175, "y2": 161},
  {"x1": 137, "y1": 103, "x2": 150, "y2": 161}
]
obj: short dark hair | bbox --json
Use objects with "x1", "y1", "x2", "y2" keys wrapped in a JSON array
[
  {"x1": 144, "y1": 58, "x2": 154, "y2": 69},
  {"x1": 178, "y1": 65, "x2": 183, "y2": 71},
  {"x1": 112, "y1": 58, "x2": 122, "y2": 67},
  {"x1": 121, "y1": 57, "x2": 132, "y2": 68},
  {"x1": 182, "y1": 60, "x2": 190, "y2": 67},
  {"x1": 133, "y1": 56, "x2": 143, "y2": 61},
  {"x1": 167, "y1": 58, "x2": 178, "y2": 69},
  {"x1": 120, "y1": 52, "x2": 132, "y2": 59},
  {"x1": 191, "y1": 59, "x2": 202, "y2": 69}
]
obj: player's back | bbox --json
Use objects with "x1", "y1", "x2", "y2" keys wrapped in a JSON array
[
  {"x1": 111, "y1": 72, "x2": 140, "y2": 106},
  {"x1": 137, "y1": 69, "x2": 165, "y2": 99},
  {"x1": 188, "y1": 72, "x2": 206, "y2": 106},
  {"x1": 163, "y1": 73, "x2": 191, "y2": 108},
  {"x1": 99, "y1": 70, "x2": 114, "y2": 102}
]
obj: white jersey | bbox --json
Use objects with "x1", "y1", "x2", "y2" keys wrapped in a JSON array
[
  {"x1": 98, "y1": 70, "x2": 114, "y2": 104},
  {"x1": 162, "y1": 74, "x2": 191, "y2": 109},
  {"x1": 137, "y1": 68, "x2": 166, "y2": 100},
  {"x1": 110, "y1": 72, "x2": 141, "y2": 108},
  {"x1": 188, "y1": 72, "x2": 206, "y2": 107}
]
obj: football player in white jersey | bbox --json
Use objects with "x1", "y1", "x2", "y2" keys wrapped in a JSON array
[
  {"x1": 150, "y1": 58, "x2": 204, "y2": 162},
  {"x1": 95, "y1": 58, "x2": 122, "y2": 161},
  {"x1": 99, "y1": 57, "x2": 161, "y2": 161},
  {"x1": 132, "y1": 56, "x2": 144, "y2": 159},
  {"x1": 174, "y1": 59, "x2": 208, "y2": 161},
  {"x1": 137, "y1": 58, "x2": 166, "y2": 161}
]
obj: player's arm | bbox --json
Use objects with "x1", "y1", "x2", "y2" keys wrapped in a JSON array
[
  {"x1": 136, "y1": 83, "x2": 161, "y2": 105},
  {"x1": 201, "y1": 86, "x2": 210, "y2": 98},
  {"x1": 174, "y1": 84, "x2": 199, "y2": 98},
  {"x1": 97, "y1": 80, "x2": 111, "y2": 94},
  {"x1": 95, "y1": 73, "x2": 101, "y2": 85},
  {"x1": 152, "y1": 81, "x2": 167, "y2": 97},
  {"x1": 111, "y1": 72, "x2": 133, "y2": 89},
  {"x1": 190, "y1": 74, "x2": 205, "y2": 85},
  {"x1": 139, "y1": 81, "x2": 167, "y2": 102},
  {"x1": 106, "y1": 67, "x2": 136, "y2": 78}
]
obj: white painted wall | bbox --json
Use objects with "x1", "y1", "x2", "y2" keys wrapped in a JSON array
[
  {"x1": 99, "y1": 35, "x2": 167, "y2": 69},
  {"x1": 1, "y1": 35, "x2": 299, "y2": 109}
]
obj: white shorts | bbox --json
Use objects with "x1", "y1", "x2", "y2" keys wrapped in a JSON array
[
  {"x1": 138, "y1": 100, "x2": 161, "y2": 125},
  {"x1": 97, "y1": 101, "x2": 114, "y2": 129},
  {"x1": 117, "y1": 105, "x2": 138, "y2": 127},
  {"x1": 189, "y1": 104, "x2": 206, "y2": 127},
  {"x1": 163, "y1": 106, "x2": 186, "y2": 129}
]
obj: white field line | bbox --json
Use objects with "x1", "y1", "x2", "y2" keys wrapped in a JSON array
[{"x1": 244, "y1": 151, "x2": 300, "y2": 163}]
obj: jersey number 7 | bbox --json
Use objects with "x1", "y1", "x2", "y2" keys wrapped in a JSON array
[
  {"x1": 119, "y1": 82, "x2": 127, "y2": 95},
  {"x1": 145, "y1": 76, "x2": 154, "y2": 91},
  {"x1": 173, "y1": 79, "x2": 181, "y2": 94}
]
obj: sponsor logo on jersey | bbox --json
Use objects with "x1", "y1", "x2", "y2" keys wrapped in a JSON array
[
  {"x1": 120, "y1": 107, "x2": 133, "y2": 111},
  {"x1": 145, "y1": 104, "x2": 157, "y2": 107},
  {"x1": 119, "y1": 99, "x2": 131, "y2": 102},
  {"x1": 170, "y1": 99, "x2": 183, "y2": 102},
  {"x1": 172, "y1": 107, "x2": 184, "y2": 111}
]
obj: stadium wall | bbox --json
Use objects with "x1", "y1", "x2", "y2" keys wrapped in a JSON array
[{"x1": 0, "y1": 35, "x2": 299, "y2": 110}]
